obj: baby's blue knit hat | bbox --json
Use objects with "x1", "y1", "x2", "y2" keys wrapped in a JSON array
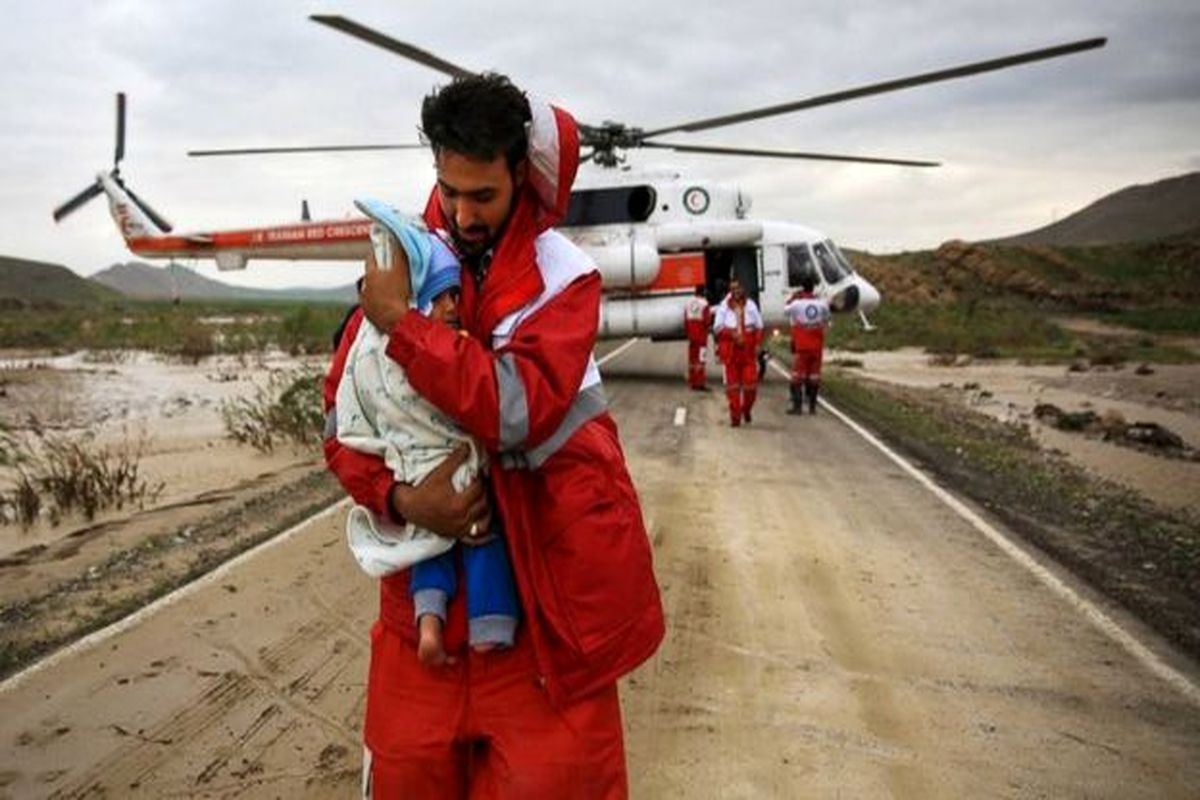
[
  {"x1": 354, "y1": 198, "x2": 461, "y2": 315},
  {"x1": 416, "y1": 236, "x2": 461, "y2": 312}
]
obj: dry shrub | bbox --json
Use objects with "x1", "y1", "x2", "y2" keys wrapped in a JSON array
[
  {"x1": 221, "y1": 368, "x2": 324, "y2": 453},
  {"x1": 0, "y1": 423, "x2": 163, "y2": 528}
]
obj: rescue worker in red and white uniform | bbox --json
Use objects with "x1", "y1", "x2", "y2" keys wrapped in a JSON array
[
  {"x1": 682, "y1": 284, "x2": 712, "y2": 391},
  {"x1": 711, "y1": 279, "x2": 763, "y2": 427},
  {"x1": 322, "y1": 74, "x2": 663, "y2": 798},
  {"x1": 784, "y1": 276, "x2": 831, "y2": 414}
]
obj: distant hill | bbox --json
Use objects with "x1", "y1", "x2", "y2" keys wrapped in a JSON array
[
  {"x1": 851, "y1": 236, "x2": 1200, "y2": 310},
  {"x1": 994, "y1": 172, "x2": 1200, "y2": 246},
  {"x1": 90, "y1": 261, "x2": 357, "y2": 304},
  {"x1": 0, "y1": 256, "x2": 123, "y2": 308}
]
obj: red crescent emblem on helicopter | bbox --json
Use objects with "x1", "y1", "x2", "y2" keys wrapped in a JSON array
[{"x1": 683, "y1": 186, "x2": 709, "y2": 215}]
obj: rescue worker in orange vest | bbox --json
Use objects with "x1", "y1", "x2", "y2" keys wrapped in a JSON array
[
  {"x1": 682, "y1": 285, "x2": 712, "y2": 391},
  {"x1": 784, "y1": 276, "x2": 831, "y2": 414},
  {"x1": 712, "y1": 278, "x2": 764, "y2": 427}
]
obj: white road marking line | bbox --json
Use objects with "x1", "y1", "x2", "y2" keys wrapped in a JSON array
[
  {"x1": 597, "y1": 337, "x2": 642, "y2": 367},
  {"x1": 767, "y1": 359, "x2": 1200, "y2": 707},
  {"x1": 674, "y1": 407, "x2": 687, "y2": 427},
  {"x1": 0, "y1": 498, "x2": 351, "y2": 696}
]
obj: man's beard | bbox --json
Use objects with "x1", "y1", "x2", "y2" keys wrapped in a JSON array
[
  {"x1": 446, "y1": 186, "x2": 518, "y2": 262},
  {"x1": 449, "y1": 221, "x2": 493, "y2": 259},
  {"x1": 450, "y1": 213, "x2": 511, "y2": 262}
]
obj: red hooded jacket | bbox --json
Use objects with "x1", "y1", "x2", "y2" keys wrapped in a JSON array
[{"x1": 323, "y1": 100, "x2": 664, "y2": 706}]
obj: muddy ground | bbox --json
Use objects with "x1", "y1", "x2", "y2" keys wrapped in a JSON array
[
  {"x1": 828, "y1": 346, "x2": 1200, "y2": 515},
  {"x1": 0, "y1": 351, "x2": 341, "y2": 678},
  {"x1": 0, "y1": 343, "x2": 1197, "y2": 798}
]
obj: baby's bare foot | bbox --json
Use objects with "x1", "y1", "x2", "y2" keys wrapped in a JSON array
[{"x1": 417, "y1": 615, "x2": 448, "y2": 667}]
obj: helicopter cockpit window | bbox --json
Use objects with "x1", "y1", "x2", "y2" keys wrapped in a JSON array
[
  {"x1": 562, "y1": 185, "x2": 657, "y2": 227},
  {"x1": 813, "y1": 241, "x2": 849, "y2": 284},
  {"x1": 786, "y1": 245, "x2": 818, "y2": 287},
  {"x1": 829, "y1": 240, "x2": 857, "y2": 276}
]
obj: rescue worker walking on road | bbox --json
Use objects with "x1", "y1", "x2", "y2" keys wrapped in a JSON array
[
  {"x1": 322, "y1": 73, "x2": 664, "y2": 798},
  {"x1": 683, "y1": 284, "x2": 712, "y2": 391},
  {"x1": 784, "y1": 276, "x2": 831, "y2": 414},
  {"x1": 712, "y1": 278, "x2": 763, "y2": 427}
]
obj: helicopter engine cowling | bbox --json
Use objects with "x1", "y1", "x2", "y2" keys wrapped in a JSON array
[
  {"x1": 600, "y1": 293, "x2": 691, "y2": 339},
  {"x1": 570, "y1": 228, "x2": 661, "y2": 289},
  {"x1": 655, "y1": 220, "x2": 762, "y2": 250}
]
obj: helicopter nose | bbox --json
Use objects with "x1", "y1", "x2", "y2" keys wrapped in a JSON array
[{"x1": 857, "y1": 277, "x2": 881, "y2": 313}]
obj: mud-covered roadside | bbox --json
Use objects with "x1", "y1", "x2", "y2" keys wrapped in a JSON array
[
  {"x1": 823, "y1": 370, "x2": 1200, "y2": 661},
  {"x1": 0, "y1": 464, "x2": 343, "y2": 680}
]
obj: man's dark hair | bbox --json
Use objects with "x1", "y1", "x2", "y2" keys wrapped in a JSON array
[
  {"x1": 421, "y1": 73, "x2": 531, "y2": 170},
  {"x1": 800, "y1": 276, "x2": 815, "y2": 293},
  {"x1": 694, "y1": 285, "x2": 705, "y2": 296}
]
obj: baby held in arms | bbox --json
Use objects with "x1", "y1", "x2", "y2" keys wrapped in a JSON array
[{"x1": 336, "y1": 199, "x2": 517, "y2": 665}]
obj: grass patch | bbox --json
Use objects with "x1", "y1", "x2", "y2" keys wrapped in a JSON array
[
  {"x1": 817, "y1": 299, "x2": 1198, "y2": 364},
  {"x1": 827, "y1": 301, "x2": 1076, "y2": 360},
  {"x1": 824, "y1": 370, "x2": 1200, "y2": 659},
  {"x1": 1090, "y1": 306, "x2": 1200, "y2": 335},
  {"x1": 0, "y1": 299, "x2": 349, "y2": 356}
]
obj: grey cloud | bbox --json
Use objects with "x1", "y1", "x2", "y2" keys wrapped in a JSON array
[{"x1": 2, "y1": 0, "x2": 1195, "y2": 285}]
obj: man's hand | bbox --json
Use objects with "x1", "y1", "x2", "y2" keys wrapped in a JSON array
[
  {"x1": 389, "y1": 444, "x2": 492, "y2": 542},
  {"x1": 361, "y1": 246, "x2": 413, "y2": 332}
]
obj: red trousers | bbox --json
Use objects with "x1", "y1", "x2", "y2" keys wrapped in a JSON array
[
  {"x1": 364, "y1": 622, "x2": 628, "y2": 799},
  {"x1": 791, "y1": 348, "x2": 823, "y2": 382},
  {"x1": 686, "y1": 338, "x2": 707, "y2": 388},
  {"x1": 722, "y1": 356, "x2": 758, "y2": 424}
]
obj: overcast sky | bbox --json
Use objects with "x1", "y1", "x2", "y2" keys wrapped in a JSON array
[{"x1": 2, "y1": 0, "x2": 1197, "y2": 288}]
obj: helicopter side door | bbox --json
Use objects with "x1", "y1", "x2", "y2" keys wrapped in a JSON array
[{"x1": 703, "y1": 247, "x2": 760, "y2": 305}]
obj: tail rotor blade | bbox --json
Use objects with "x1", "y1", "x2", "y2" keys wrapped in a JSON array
[
  {"x1": 115, "y1": 92, "x2": 126, "y2": 167},
  {"x1": 52, "y1": 182, "x2": 104, "y2": 222},
  {"x1": 124, "y1": 186, "x2": 173, "y2": 232}
]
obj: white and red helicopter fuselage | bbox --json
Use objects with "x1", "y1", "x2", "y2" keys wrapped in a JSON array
[{"x1": 101, "y1": 166, "x2": 881, "y2": 340}]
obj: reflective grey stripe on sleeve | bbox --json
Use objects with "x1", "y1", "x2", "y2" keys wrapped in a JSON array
[
  {"x1": 497, "y1": 353, "x2": 530, "y2": 451},
  {"x1": 323, "y1": 408, "x2": 338, "y2": 440},
  {"x1": 500, "y1": 383, "x2": 607, "y2": 471}
]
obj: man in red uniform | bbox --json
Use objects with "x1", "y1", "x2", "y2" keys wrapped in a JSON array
[
  {"x1": 784, "y1": 276, "x2": 831, "y2": 414},
  {"x1": 682, "y1": 284, "x2": 712, "y2": 391},
  {"x1": 323, "y1": 73, "x2": 663, "y2": 798},
  {"x1": 712, "y1": 279, "x2": 763, "y2": 427}
]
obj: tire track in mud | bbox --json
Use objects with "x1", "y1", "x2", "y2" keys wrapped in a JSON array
[
  {"x1": 216, "y1": 617, "x2": 363, "y2": 747},
  {"x1": 42, "y1": 614, "x2": 366, "y2": 797},
  {"x1": 49, "y1": 670, "x2": 259, "y2": 798}
]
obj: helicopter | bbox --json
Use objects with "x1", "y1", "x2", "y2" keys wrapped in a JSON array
[{"x1": 53, "y1": 15, "x2": 1105, "y2": 339}]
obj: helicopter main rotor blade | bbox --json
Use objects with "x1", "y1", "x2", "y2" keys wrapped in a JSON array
[
  {"x1": 188, "y1": 143, "x2": 425, "y2": 157},
  {"x1": 310, "y1": 15, "x2": 475, "y2": 79},
  {"x1": 641, "y1": 141, "x2": 939, "y2": 167},
  {"x1": 114, "y1": 92, "x2": 126, "y2": 167},
  {"x1": 641, "y1": 37, "x2": 1106, "y2": 138},
  {"x1": 53, "y1": 182, "x2": 104, "y2": 222}
]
